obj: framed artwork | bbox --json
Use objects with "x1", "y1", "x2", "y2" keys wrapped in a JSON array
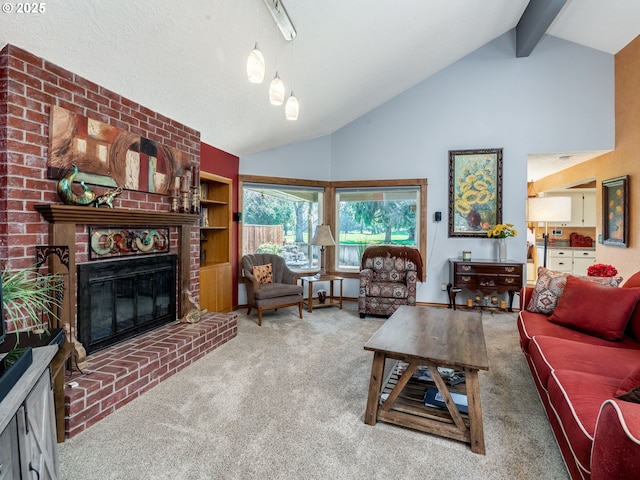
[
  {"x1": 448, "y1": 148, "x2": 503, "y2": 237},
  {"x1": 602, "y1": 175, "x2": 629, "y2": 248}
]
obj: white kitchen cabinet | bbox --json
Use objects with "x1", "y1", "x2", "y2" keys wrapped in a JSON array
[
  {"x1": 545, "y1": 191, "x2": 596, "y2": 227},
  {"x1": 572, "y1": 249, "x2": 596, "y2": 276},
  {"x1": 547, "y1": 248, "x2": 595, "y2": 276}
]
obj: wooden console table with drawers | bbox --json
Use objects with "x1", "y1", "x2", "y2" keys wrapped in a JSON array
[{"x1": 447, "y1": 259, "x2": 523, "y2": 312}]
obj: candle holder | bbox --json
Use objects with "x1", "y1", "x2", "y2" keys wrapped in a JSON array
[
  {"x1": 180, "y1": 190, "x2": 190, "y2": 213},
  {"x1": 190, "y1": 185, "x2": 200, "y2": 214}
]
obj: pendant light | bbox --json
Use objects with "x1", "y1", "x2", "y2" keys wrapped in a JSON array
[
  {"x1": 285, "y1": 91, "x2": 298, "y2": 120},
  {"x1": 247, "y1": 43, "x2": 265, "y2": 83},
  {"x1": 284, "y1": 39, "x2": 298, "y2": 120},
  {"x1": 246, "y1": 1, "x2": 264, "y2": 83},
  {"x1": 269, "y1": 71, "x2": 285, "y2": 105}
]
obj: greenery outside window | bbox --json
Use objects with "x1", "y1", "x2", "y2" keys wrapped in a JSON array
[
  {"x1": 242, "y1": 181, "x2": 324, "y2": 271},
  {"x1": 336, "y1": 185, "x2": 422, "y2": 270}
]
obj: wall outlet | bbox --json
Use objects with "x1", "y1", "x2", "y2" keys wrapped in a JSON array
[{"x1": 441, "y1": 282, "x2": 447, "y2": 291}]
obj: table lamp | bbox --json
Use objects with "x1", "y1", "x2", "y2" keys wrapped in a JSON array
[
  {"x1": 310, "y1": 225, "x2": 336, "y2": 276},
  {"x1": 526, "y1": 196, "x2": 571, "y2": 267}
]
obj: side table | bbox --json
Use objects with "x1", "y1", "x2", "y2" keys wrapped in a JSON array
[{"x1": 299, "y1": 275, "x2": 344, "y2": 312}]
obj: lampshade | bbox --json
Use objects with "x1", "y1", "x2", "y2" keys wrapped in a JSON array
[
  {"x1": 269, "y1": 71, "x2": 285, "y2": 105},
  {"x1": 526, "y1": 196, "x2": 572, "y2": 222},
  {"x1": 246, "y1": 44, "x2": 265, "y2": 84},
  {"x1": 310, "y1": 225, "x2": 336, "y2": 247},
  {"x1": 285, "y1": 91, "x2": 299, "y2": 120}
]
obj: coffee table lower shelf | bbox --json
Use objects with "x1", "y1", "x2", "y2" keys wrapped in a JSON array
[{"x1": 376, "y1": 362, "x2": 471, "y2": 445}]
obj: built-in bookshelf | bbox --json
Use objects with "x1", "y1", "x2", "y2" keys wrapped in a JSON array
[{"x1": 199, "y1": 172, "x2": 232, "y2": 313}]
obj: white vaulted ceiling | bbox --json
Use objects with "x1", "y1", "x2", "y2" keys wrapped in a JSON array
[{"x1": 1, "y1": 0, "x2": 639, "y2": 157}]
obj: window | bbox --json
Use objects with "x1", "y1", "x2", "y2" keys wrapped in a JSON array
[
  {"x1": 242, "y1": 181, "x2": 324, "y2": 271},
  {"x1": 335, "y1": 184, "x2": 423, "y2": 270}
]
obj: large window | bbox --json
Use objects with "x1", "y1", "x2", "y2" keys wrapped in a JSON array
[
  {"x1": 242, "y1": 182, "x2": 324, "y2": 271},
  {"x1": 336, "y1": 185, "x2": 422, "y2": 270}
]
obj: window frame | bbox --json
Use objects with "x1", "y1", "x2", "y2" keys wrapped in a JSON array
[{"x1": 238, "y1": 176, "x2": 427, "y2": 281}]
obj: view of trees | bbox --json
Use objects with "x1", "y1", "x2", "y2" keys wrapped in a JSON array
[{"x1": 339, "y1": 200, "x2": 416, "y2": 244}]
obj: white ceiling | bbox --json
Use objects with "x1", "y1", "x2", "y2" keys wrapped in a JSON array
[{"x1": 1, "y1": 0, "x2": 639, "y2": 166}]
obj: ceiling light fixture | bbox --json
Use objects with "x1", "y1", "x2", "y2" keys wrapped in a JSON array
[
  {"x1": 247, "y1": 43, "x2": 265, "y2": 83},
  {"x1": 247, "y1": 2, "x2": 265, "y2": 83},
  {"x1": 269, "y1": 71, "x2": 285, "y2": 105},
  {"x1": 285, "y1": 92, "x2": 299, "y2": 120},
  {"x1": 263, "y1": 0, "x2": 296, "y2": 41}
]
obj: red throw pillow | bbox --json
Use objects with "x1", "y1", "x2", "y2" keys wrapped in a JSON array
[
  {"x1": 616, "y1": 365, "x2": 640, "y2": 403},
  {"x1": 548, "y1": 276, "x2": 640, "y2": 341}
]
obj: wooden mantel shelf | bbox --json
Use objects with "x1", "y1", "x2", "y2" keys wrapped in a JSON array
[{"x1": 35, "y1": 204, "x2": 199, "y2": 226}]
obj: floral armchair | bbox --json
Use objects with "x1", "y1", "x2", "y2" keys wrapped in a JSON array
[{"x1": 358, "y1": 245, "x2": 423, "y2": 318}]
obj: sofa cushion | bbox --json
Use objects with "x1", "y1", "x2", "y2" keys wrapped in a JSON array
[
  {"x1": 529, "y1": 336, "x2": 640, "y2": 391},
  {"x1": 526, "y1": 267, "x2": 623, "y2": 315},
  {"x1": 366, "y1": 282, "x2": 408, "y2": 299},
  {"x1": 616, "y1": 365, "x2": 640, "y2": 403},
  {"x1": 548, "y1": 276, "x2": 640, "y2": 341},
  {"x1": 548, "y1": 369, "x2": 621, "y2": 475},
  {"x1": 372, "y1": 269, "x2": 407, "y2": 283},
  {"x1": 253, "y1": 263, "x2": 273, "y2": 284},
  {"x1": 517, "y1": 311, "x2": 640, "y2": 354}
]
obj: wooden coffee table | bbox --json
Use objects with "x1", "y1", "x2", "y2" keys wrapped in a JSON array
[{"x1": 364, "y1": 306, "x2": 489, "y2": 454}]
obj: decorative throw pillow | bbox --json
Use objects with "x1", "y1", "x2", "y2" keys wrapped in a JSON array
[
  {"x1": 253, "y1": 263, "x2": 273, "y2": 284},
  {"x1": 548, "y1": 276, "x2": 640, "y2": 341},
  {"x1": 616, "y1": 365, "x2": 640, "y2": 403},
  {"x1": 526, "y1": 266, "x2": 623, "y2": 315}
]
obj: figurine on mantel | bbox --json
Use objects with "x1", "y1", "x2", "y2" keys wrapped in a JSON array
[{"x1": 57, "y1": 164, "x2": 122, "y2": 208}]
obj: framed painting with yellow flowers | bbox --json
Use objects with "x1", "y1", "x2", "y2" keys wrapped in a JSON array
[
  {"x1": 448, "y1": 148, "x2": 503, "y2": 237},
  {"x1": 602, "y1": 175, "x2": 629, "y2": 248}
]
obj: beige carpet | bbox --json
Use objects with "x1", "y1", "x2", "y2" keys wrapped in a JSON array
[{"x1": 59, "y1": 303, "x2": 568, "y2": 479}]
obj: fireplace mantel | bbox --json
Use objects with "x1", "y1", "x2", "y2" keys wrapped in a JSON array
[
  {"x1": 35, "y1": 203, "x2": 200, "y2": 369},
  {"x1": 35, "y1": 204, "x2": 198, "y2": 226}
]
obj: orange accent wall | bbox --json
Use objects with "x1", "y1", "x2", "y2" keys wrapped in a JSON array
[
  {"x1": 533, "y1": 34, "x2": 640, "y2": 282},
  {"x1": 200, "y1": 142, "x2": 240, "y2": 306}
]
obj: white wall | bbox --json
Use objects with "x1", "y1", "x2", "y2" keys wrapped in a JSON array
[{"x1": 239, "y1": 31, "x2": 614, "y2": 306}]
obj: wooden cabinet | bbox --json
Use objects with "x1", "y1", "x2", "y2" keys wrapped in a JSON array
[
  {"x1": 199, "y1": 172, "x2": 232, "y2": 312},
  {"x1": 0, "y1": 346, "x2": 58, "y2": 480},
  {"x1": 447, "y1": 259, "x2": 523, "y2": 312}
]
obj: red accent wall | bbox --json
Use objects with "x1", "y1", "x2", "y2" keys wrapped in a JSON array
[{"x1": 200, "y1": 142, "x2": 240, "y2": 307}]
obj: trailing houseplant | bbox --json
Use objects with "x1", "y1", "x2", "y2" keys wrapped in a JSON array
[{"x1": 1, "y1": 265, "x2": 64, "y2": 343}]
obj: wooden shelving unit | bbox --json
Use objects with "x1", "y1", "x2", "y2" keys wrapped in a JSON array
[{"x1": 198, "y1": 172, "x2": 232, "y2": 313}]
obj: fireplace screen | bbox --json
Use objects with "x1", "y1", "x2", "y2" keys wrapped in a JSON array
[{"x1": 77, "y1": 254, "x2": 177, "y2": 354}]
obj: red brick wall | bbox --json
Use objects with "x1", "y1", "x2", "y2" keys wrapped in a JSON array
[{"x1": 0, "y1": 44, "x2": 201, "y2": 329}]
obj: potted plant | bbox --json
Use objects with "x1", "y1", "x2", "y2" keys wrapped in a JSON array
[{"x1": 0, "y1": 265, "x2": 63, "y2": 402}]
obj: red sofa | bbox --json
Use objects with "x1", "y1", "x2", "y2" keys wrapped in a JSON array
[{"x1": 518, "y1": 271, "x2": 640, "y2": 480}]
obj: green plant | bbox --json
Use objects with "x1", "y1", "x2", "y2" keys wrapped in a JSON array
[
  {"x1": 1, "y1": 266, "x2": 63, "y2": 342},
  {"x1": 256, "y1": 242, "x2": 283, "y2": 255}
]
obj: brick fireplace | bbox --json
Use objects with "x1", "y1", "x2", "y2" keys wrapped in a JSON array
[{"x1": 0, "y1": 45, "x2": 238, "y2": 439}]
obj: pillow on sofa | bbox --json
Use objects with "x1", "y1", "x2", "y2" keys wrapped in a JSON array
[
  {"x1": 548, "y1": 276, "x2": 640, "y2": 341},
  {"x1": 526, "y1": 267, "x2": 623, "y2": 315},
  {"x1": 253, "y1": 263, "x2": 273, "y2": 284},
  {"x1": 616, "y1": 365, "x2": 640, "y2": 403}
]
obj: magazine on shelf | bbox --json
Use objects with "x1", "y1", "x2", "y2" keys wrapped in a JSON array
[{"x1": 423, "y1": 387, "x2": 468, "y2": 414}]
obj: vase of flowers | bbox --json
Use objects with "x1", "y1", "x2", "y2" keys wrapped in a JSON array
[
  {"x1": 486, "y1": 223, "x2": 517, "y2": 262},
  {"x1": 587, "y1": 263, "x2": 618, "y2": 277}
]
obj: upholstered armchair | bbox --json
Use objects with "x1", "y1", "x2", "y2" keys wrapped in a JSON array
[
  {"x1": 358, "y1": 245, "x2": 423, "y2": 318},
  {"x1": 242, "y1": 253, "x2": 303, "y2": 326}
]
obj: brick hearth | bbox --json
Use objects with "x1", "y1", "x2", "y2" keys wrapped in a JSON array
[{"x1": 64, "y1": 311, "x2": 237, "y2": 438}]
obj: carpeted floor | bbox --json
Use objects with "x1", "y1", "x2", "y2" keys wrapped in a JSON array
[{"x1": 58, "y1": 302, "x2": 568, "y2": 479}]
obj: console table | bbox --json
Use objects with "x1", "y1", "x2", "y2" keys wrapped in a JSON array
[{"x1": 447, "y1": 259, "x2": 523, "y2": 312}]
